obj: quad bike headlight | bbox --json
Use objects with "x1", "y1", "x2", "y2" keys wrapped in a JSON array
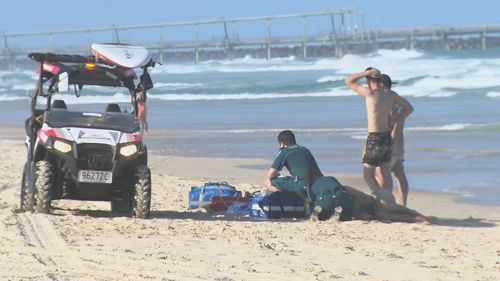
[
  {"x1": 53, "y1": 140, "x2": 72, "y2": 153},
  {"x1": 119, "y1": 143, "x2": 138, "y2": 157}
]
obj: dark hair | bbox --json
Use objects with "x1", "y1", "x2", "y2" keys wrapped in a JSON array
[
  {"x1": 105, "y1": 103, "x2": 121, "y2": 113},
  {"x1": 277, "y1": 130, "x2": 296, "y2": 146},
  {"x1": 365, "y1": 67, "x2": 381, "y2": 83},
  {"x1": 380, "y1": 74, "x2": 392, "y2": 89}
]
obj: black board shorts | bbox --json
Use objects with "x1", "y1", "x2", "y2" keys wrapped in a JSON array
[{"x1": 361, "y1": 131, "x2": 392, "y2": 166}]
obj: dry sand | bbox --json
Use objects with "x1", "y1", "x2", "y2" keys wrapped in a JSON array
[{"x1": 1, "y1": 139, "x2": 499, "y2": 281}]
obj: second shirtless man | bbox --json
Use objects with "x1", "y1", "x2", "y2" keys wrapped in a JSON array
[{"x1": 345, "y1": 67, "x2": 412, "y2": 203}]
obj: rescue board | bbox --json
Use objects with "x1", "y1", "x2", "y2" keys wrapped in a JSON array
[{"x1": 91, "y1": 43, "x2": 152, "y2": 68}]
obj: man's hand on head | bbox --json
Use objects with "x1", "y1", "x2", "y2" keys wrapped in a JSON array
[{"x1": 366, "y1": 68, "x2": 381, "y2": 79}]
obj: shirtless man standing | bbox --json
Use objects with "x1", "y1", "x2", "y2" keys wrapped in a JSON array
[
  {"x1": 376, "y1": 74, "x2": 413, "y2": 206},
  {"x1": 345, "y1": 68, "x2": 413, "y2": 202}
]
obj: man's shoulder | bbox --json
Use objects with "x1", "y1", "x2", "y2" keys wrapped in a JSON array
[
  {"x1": 389, "y1": 90, "x2": 402, "y2": 98},
  {"x1": 280, "y1": 144, "x2": 307, "y2": 155}
]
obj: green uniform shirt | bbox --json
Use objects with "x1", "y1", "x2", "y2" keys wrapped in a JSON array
[{"x1": 271, "y1": 144, "x2": 323, "y2": 187}]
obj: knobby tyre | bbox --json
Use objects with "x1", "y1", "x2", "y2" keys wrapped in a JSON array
[
  {"x1": 132, "y1": 165, "x2": 151, "y2": 219},
  {"x1": 20, "y1": 162, "x2": 34, "y2": 212},
  {"x1": 35, "y1": 161, "x2": 53, "y2": 213}
]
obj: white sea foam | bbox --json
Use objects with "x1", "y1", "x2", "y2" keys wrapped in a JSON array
[
  {"x1": 195, "y1": 122, "x2": 498, "y2": 135},
  {"x1": 350, "y1": 135, "x2": 367, "y2": 140},
  {"x1": 151, "y1": 89, "x2": 355, "y2": 101},
  {"x1": 154, "y1": 82, "x2": 203, "y2": 89},
  {"x1": 376, "y1": 49, "x2": 424, "y2": 59},
  {"x1": 4, "y1": 49, "x2": 500, "y2": 102},
  {"x1": 443, "y1": 188, "x2": 476, "y2": 198},
  {"x1": 11, "y1": 84, "x2": 35, "y2": 91},
  {"x1": 66, "y1": 48, "x2": 500, "y2": 100},
  {"x1": 35, "y1": 91, "x2": 353, "y2": 104},
  {"x1": 83, "y1": 85, "x2": 126, "y2": 93},
  {"x1": 316, "y1": 75, "x2": 345, "y2": 83},
  {"x1": 407, "y1": 123, "x2": 494, "y2": 131},
  {"x1": 153, "y1": 54, "x2": 330, "y2": 74},
  {"x1": 0, "y1": 70, "x2": 37, "y2": 79},
  {"x1": 0, "y1": 94, "x2": 28, "y2": 101},
  {"x1": 197, "y1": 127, "x2": 366, "y2": 134},
  {"x1": 486, "y1": 91, "x2": 500, "y2": 98},
  {"x1": 412, "y1": 69, "x2": 499, "y2": 90},
  {"x1": 394, "y1": 85, "x2": 458, "y2": 98},
  {"x1": 36, "y1": 93, "x2": 130, "y2": 105}
]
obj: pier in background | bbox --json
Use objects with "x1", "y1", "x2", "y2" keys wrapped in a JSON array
[{"x1": 2, "y1": 7, "x2": 500, "y2": 66}]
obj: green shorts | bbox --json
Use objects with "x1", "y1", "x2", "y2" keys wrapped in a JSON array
[{"x1": 270, "y1": 176, "x2": 307, "y2": 193}]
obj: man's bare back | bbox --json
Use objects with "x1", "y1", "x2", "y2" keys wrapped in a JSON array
[{"x1": 364, "y1": 88, "x2": 398, "y2": 133}]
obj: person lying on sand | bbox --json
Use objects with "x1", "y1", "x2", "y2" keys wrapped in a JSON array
[{"x1": 343, "y1": 185, "x2": 436, "y2": 223}]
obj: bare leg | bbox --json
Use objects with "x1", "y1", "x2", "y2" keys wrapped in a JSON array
[
  {"x1": 392, "y1": 160, "x2": 408, "y2": 206},
  {"x1": 375, "y1": 202, "x2": 434, "y2": 223},
  {"x1": 375, "y1": 211, "x2": 426, "y2": 223},
  {"x1": 378, "y1": 161, "x2": 393, "y2": 192},
  {"x1": 375, "y1": 166, "x2": 383, "y2": 189},
  {"x1": 363, "y1": 164, "x2": 381, "y2": 194},
  {"x1": 143, "y1": 118, "x2": 149, "y2": 134},
  {"x1": 378, "y1": 201, "x2": 421, "y2": 216}
]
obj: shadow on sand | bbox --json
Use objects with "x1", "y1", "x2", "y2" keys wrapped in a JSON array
[
  {"x1": 433, "y1": 216, "x2": 497, "y2": 228},
  {"x1": 68, "y1": 208, "x2": 288, "y2": 222},
  {"x1": 57, "y1": 207, "x2": 498, "y2": 227}
]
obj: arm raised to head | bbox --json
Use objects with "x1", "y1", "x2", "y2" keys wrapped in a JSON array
[{"x1": 345, "y1": 68, "x2": 380, "y2": 97}]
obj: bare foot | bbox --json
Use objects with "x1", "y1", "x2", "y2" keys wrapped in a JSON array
[{"x1": 309, "y1": 206, "x2": 322, "y2": 222}]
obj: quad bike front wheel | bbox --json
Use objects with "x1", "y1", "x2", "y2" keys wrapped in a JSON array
[
  {"x1": 34, "y1": 160, "x2": 54, "y2": 214},
  {"x1": 132, "y1": 165, "x2": 151, "y2": 219}
]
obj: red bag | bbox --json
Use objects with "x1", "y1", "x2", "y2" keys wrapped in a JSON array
[{"x1": 208, "y1": 193, "x2": 252, "y2": 212}]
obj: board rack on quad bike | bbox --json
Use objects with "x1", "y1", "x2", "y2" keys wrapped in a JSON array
[{"x1": 20, "y1": 43, "x2": 156, "y2": 219}]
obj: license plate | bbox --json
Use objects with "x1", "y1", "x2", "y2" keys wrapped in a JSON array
[{"x1": 78, "y1": 170, "x2": 112, "y2": 184}]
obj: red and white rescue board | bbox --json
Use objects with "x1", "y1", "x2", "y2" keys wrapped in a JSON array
[{"x1": 91, "y1": 43, "x2": 152, "y2": 68}]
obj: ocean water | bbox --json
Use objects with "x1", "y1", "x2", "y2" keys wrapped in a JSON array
[{"x1": 1, "y1": 48, "x2": 499, "y2": 205}]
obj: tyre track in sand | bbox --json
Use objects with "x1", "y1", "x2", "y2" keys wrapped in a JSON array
[
  {"x1": 0, "y1": 184, "x2": 11, "y2": 194},
  {"x1": 15, "y1": 213, "x2": 69, "y2": 274},
  {"x1": 14, "y1": 212, "x2": 110, "y2": 279},
  {"x1": 14, "y1": 212, "x2": 189, "y2": 280}
]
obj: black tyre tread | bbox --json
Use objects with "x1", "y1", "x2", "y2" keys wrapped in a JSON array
[
  {"x1": 35, "y1": 161, "x2": 53, "y2": 214},
  {"x1": 20, "y1": 163, "x2": 34, "y2": 212},
  {"x1": 132, "y1": 165, "x2": 151, "y2": 219}
]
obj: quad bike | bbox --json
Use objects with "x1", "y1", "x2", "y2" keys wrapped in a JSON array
[{"x1": 20, "y1": 44, "x2": 155, "y2": 218}]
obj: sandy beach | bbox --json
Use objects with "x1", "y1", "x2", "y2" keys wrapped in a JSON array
[{"x1": 0, "y1": 136, "x2": 499, "y2": 281}]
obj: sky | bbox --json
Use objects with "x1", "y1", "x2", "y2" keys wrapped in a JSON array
[
  {"x1": 0, "y1": 0, "x2": 499, "y2": 46},
  {"x1": 1, "y1": 0, "x2": 498, "y2": 32}
]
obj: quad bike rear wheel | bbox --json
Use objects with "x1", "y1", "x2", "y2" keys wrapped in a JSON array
[
  {"x1": 34, "y1": 161, "x2": 53, "y2": 214},
  {"x1": 20, "y1": 162, "x2": 34, "y2": 212}
]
